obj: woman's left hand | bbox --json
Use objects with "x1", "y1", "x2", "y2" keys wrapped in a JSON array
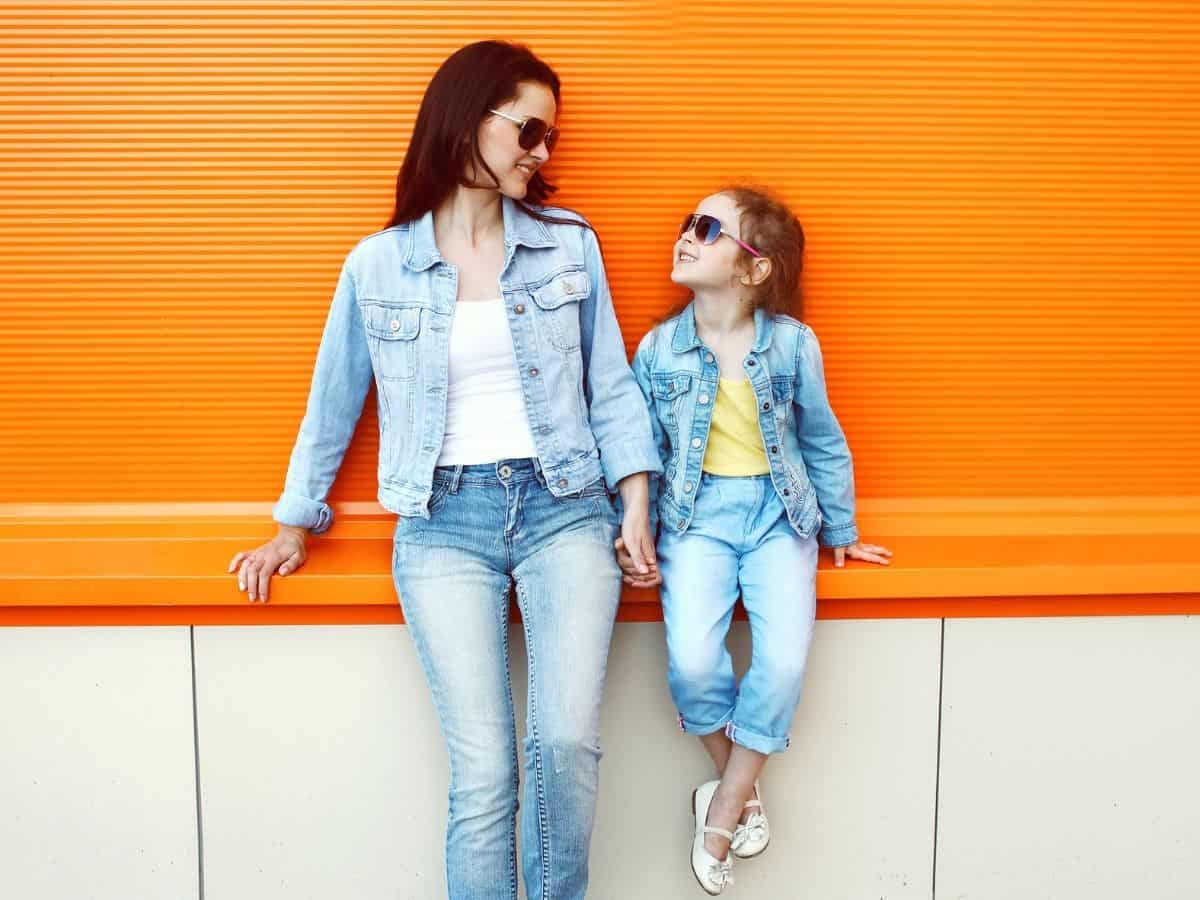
[
  {"x1": 833, "y1": 541, "x2": 893, "y2": 568},
  {"x1": 619, "y1": 514, "x2": 658, "y2": 583}
]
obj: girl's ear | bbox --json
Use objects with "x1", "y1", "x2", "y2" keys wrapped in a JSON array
[{"x1": 739, "y1": 257, "x2": 773, "y2": 287}]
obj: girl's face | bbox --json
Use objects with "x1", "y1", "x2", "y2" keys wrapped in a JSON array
[
  {"x1": 670, "y1": 192, "x2": 749, "y2": 292},
  {"x1": 472, "y1": 80, "x2": 557, "y2": 199}
]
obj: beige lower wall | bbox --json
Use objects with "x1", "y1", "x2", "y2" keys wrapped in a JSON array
[{"x1": 1, "y1": 616, "x2": 1198, "y2": 899}]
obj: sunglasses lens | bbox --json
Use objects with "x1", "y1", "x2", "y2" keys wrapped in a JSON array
[
  {"x1": 518, "y1": 117, "x2": 548, "y2": 151},
  {"x1": 697, "y1": 215, "x2": 721, "y2": 245},
  {"x1": 679, "y1": 214, "x2": 695, "y2": 237},
  {"x1": 543, "y1": 127, "x2": 558, "y2": 152}
]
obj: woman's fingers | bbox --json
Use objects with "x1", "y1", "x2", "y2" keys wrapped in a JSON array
[
  {"x1": 640, "y1": 532, "x2": 658, "y2": 568},
  {"x1": 242, "y1": 557, "x2": 260, "y2": 601},
  {"x1": 833, "y1": 546, "x2": 846, "y2": 568},
  {"x1": 278, "y1": 551, "x2": 298, "y2": 577},
  {"x1": 228, "y1": 551, "x2": 245, "y2": 574}
]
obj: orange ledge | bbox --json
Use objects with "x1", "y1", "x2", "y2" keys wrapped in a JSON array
[{"x1": 1, "y1": 498, "x2": 1198, "y2": 625}]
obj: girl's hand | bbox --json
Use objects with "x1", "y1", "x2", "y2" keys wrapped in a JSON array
[
  {"x1": 618, "y1": 513, "x2": 658, "y2": 584},
  {"x1": 614, "y1": 536, "x2": 662, "y2": 589},
  {"x1": 833, "y1": 541, "x2": 893, "y2": 568},
  {"x1": 227, "y1": 525, "x2": 308, "y2": 603}
]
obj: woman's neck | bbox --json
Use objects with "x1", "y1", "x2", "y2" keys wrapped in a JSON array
[{"x1": 435, "y1": 187, "x2": 503, "y2": 249}]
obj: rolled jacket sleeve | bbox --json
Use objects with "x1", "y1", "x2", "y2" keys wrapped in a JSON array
[
  {"x1": 794, "y1": 326, "x2": 859, "y2": 548},
  {"x1": 578, "y1": 226, "x2": 663, "y2": 489},
  {"x1": 272, "y1": 255, "x2": 373, "y2": 535}
]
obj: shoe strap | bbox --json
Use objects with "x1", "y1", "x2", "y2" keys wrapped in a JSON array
[
  {"x1": 742, "y1": 798, "x2": 762, "y2": 810},
  {"x1": 703, "y1": 825, "x2": 736, "y2": 841}
]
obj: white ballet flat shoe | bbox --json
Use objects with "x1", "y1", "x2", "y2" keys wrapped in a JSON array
[
  {"x1": 691, "y1": 779, "x2": 735, "y2": 895},
  {"x1": 730, "y1": 781, "x2": 770, "y2": 859}
]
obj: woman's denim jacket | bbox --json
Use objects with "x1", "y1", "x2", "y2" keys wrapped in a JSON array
[
  {"x1": 632, "y1": 303, "x2": 859, "y2": 548},
  {"x1": 273, "y1": 196, "x2": 662, "y2": 534}
]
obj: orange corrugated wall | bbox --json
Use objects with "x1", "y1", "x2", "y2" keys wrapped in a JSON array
[{"x1": 2, "y1": 1, "x2": 1198, "y2": 507}]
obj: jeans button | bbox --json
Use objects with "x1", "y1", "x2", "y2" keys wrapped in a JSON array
[{"x1": 499, "y1": 465, "x2": 512, "y2": 478}]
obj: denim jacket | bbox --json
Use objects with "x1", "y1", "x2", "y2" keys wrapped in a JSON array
[
  {"x1": 632, "y1": 303, "x2": 858, "y2": 547},
  {"x1": 273, "y1": 196, "x2": 662, "y2": 533}
]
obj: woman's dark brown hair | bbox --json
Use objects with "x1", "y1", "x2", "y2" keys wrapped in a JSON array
[{"x1": 386, "y1": 41, "x2": 579, "y2": 230}]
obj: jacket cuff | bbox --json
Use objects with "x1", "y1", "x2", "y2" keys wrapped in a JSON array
[
  {"x1": 272, "y1": 493, "x2": 334, "y2": 535},
  {"x1": 598, "y1": 441, "x2": 664, "y2": 492},
  {"x1": 819, "y1": 520, "x2": 858, "y2": 548}
]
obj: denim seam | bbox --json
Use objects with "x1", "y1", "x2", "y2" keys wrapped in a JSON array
[
  {"x1": 516, "y1": 580, "x2": 552, "y2": 899},
  {"x1": 498, "y1": 579, "x2": 519, "y2": 900}
]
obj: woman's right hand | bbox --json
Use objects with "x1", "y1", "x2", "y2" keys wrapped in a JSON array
[{"x1": 227, "y1": 525, "x2": 309, "y2": 603}]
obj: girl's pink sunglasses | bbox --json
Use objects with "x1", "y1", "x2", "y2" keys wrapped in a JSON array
[{"x1": 680, "y1": 213, "x2": 764, "y2": 258}]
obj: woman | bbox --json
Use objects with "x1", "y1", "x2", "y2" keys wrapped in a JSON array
[{"x1": 227, "y1": 41, "x2": 661, "y2": 900}]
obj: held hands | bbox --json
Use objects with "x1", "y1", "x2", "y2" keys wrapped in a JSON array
[
  {"x1": 833, "y1": 541, "x2": 893, "y2": 567},
  {"x1": 613, "y1": 472, "x2": 661, "y2": 589},
  {"x1": 226, "y1": 525, "x2": 309, "y2": 603}
]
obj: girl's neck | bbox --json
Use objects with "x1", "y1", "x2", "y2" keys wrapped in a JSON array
[
  {"x1": 434, "y1": 187, "x2": 503, "y2": 249},
  {"x1": 692, "y1": 289, "x2": 756, "y2": 339}
]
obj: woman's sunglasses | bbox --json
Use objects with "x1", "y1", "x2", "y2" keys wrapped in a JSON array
[
  {"x1": 489, "y1": 108, "x2": 559, "y2": 153},
  {"x1": 679, "y1": 213, "x2": 764, "y2": 258}
]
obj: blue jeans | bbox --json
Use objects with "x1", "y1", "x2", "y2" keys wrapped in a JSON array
[
  {"x1": 391, "y1": 458, "x2": 622, "y2": 900},
  {"x1": 657, "y1": 473, "x2": 819, "y2": 755}
]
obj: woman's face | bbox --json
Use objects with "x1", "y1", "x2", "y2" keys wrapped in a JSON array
[
  {"x1": 472, "y1": 80, "x2": 558, "y2": 199},
  {"x1": 671, "y1": 192, "x2": 746, "y2": 292}
]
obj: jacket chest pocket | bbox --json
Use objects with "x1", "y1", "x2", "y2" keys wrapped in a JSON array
[
  {"x1": 531, "y1": 270, "x2": 589, "y2": 352},
  {"x1": 651, "y1": 372, "x2": 692, "y2": 439},
  {"x1": 363, "y1": 303, "x2": 422, "y2": 382},
  {"x1": 771, "y1": 377, "x2": 794, "y2": 428}
]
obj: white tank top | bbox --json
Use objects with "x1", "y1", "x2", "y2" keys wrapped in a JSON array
[{"x1": 436, "y1": 299, "x2": 539, "y2": 467}]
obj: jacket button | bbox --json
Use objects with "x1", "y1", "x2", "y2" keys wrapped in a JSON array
[
  {"x1": 762, "y1": 401, "x2": 771, "y2": 411},
  {"x1": 704, "y1": 353, "x2": 714, "y2": 364},
  {"x1": 782, "y1": 488, "x2": 791, "y2": 497},
  {"x1": 698, "y1": 393, "x2": 709, "y2": 405},
  {"x1": 390, "y1": 319, "x2": 400, "y2": 332},
  {"x1": 678, "y1": 519, "x2": 686, "y2": 530},
  {"x1": 529, "y1": 368, "x2": 539, "y2": 377},
  {"x1": 563, "y1": 282, "x2": 575, "y2": 294},
  {"x1": 558, "y1": 478, "x2": 569, "y2": 488},
  {"x1": 691, "y1": 437, "x2": 702, "y2": 449},
  {"x1": 747, "y1": 359, "x2": 757, "y2": 367},
  {"x1": 514, "y1": 304, "x2": 526, "y2": 314},
  {"x1": 770, "y1": 445, "x2": 779, "y2": 454},
  {"x1": 684, "y1": 481, "x2": 694, "y2": 493}
]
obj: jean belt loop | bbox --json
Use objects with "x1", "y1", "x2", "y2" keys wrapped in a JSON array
[
  {"x1": 449, "y1": 464, "x2": 464, "y2": 493},
  {"x1": 531, "y1": 457, "x2": 548, "y2": 489}
]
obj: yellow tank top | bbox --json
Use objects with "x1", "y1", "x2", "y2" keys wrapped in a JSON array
[{"x1": 701, "y1": 378, "x2": 771, "y2": 475}]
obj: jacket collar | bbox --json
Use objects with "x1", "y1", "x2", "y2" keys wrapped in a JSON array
[
  {"x1": 403, "y1": 195, "x2": 557, "y2": 271},
  {"x1": 671, "y1": 302, "x2": 775, "y2": 354}
]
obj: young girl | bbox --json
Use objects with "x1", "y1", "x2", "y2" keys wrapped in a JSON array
[{"x1": 622, "y1": 186, "x2": 892, "y2": 894}]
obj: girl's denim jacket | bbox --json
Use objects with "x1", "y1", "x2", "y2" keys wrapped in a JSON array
[
  {"x1": 273, "y1": 197, "x2": 662, "y2": 534},
  {"x1": 632, "y1": 303, "x2": 858, "y2": 547}
]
